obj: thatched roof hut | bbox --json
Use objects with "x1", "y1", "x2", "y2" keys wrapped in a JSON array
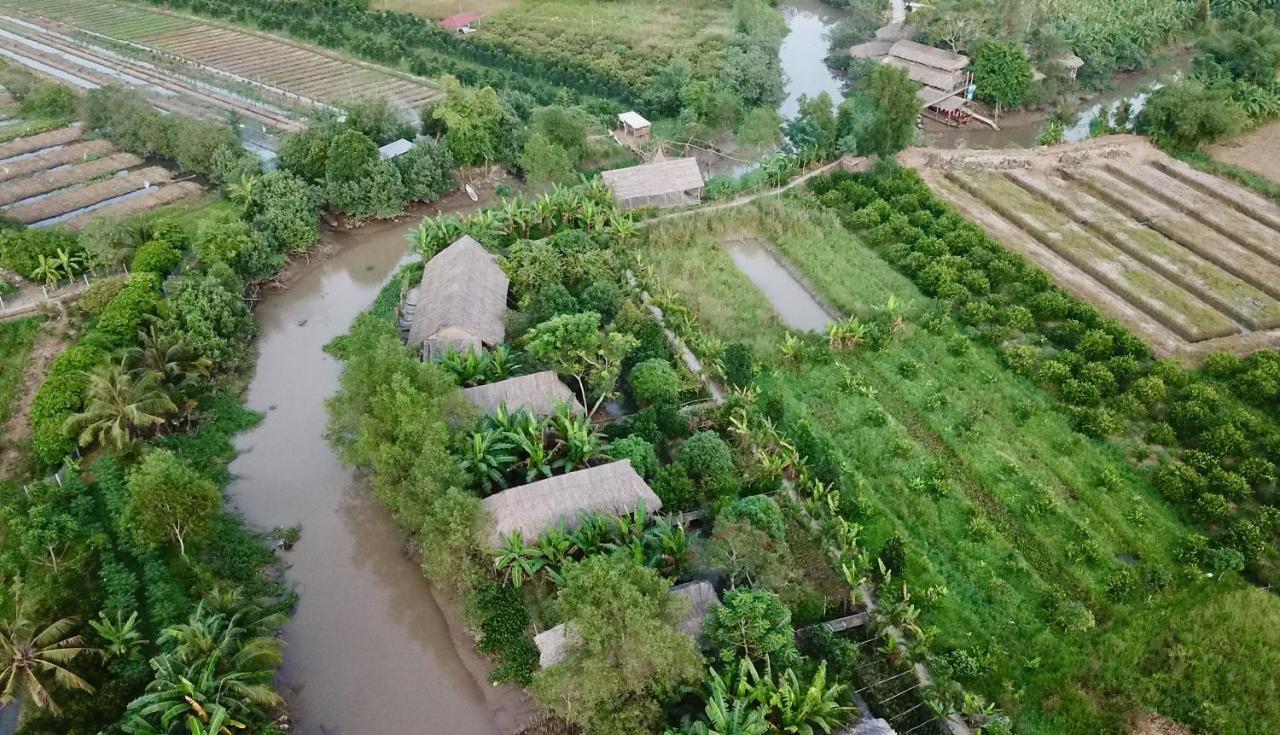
[
  {"x1": 886, "y1": 40, "x2": 969, "y2": 72},
  {"x1": 481, "y1": 460, "x2": 661, "y2": 546},
  {"x1": 535, "y1": 579, "x2": 719, "y2": 667},
  {"x1": 601, "y1": 157, "x2": 705, "y2": 210},
  {"x1": 461, "y1": 370, "x2": 583, "y2": 417},
  {"x1": 407, "y1": 236, "x2": 509, "y2": 360}
]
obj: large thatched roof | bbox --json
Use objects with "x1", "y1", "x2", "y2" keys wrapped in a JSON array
[
  {"x1": 601, "y1": 157, "x2": 704, "y2": 210},
  {"x1": 886, "y1": 40, "x2": 969, "y2": 72},
  {"x1": 480, "y1": 460, "x2": 660, "y2": 546},
  {"x1": 535, "y1": 579, "x2": 719, "y2": 667},
  {"x1": 461, "y1": 370, "x2": 583, "y2": 417},
  {"x1": 408, "y1": 236, "x2": 509, "y2": 359}
]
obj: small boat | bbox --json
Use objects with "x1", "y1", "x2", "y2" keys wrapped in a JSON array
[{"x1": 464, "y1": 183, "x2": 478, "y2": 202}]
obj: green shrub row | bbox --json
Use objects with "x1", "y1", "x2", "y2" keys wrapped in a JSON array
[{"x1": 811, "y1": 166, "x2": 1280, "y2": 580}]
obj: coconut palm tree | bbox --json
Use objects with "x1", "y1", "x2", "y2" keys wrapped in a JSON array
[
  {"x1": 226, "y1": 173, "x2": 259, "y2": 214},
  {"x1": 0, "y1": 584, "x2": 98, "y2": 717},
  {"x1": 125, "y1": 325, "x2": 212, "y2": 403},
  {"x1": 65, "y1": 362, "x2": 177, "y2": 453}
]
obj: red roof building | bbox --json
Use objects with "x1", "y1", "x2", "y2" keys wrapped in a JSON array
[{"x1": 440, "y1": 12, "x2": 481, "y2": 30}]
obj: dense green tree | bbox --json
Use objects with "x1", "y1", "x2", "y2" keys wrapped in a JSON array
[
  {"x1": 531, "y1": 555, "x2": 702, "y2": 735},
  {"x1": 528, "y1": 105, "x2": 591, "y2": 161},
  {"x1": 278, "y1": 118, "x2": 346, "y2": 182},
  {"x1": 972, "y1": 41, "x2": 1034, "y2": 120},
  {"x1": 397, "y1": 138, "x2": 455, "y2": 203},
  {"x1": 524, "y1": 312, "x2": 639, "y2": 414},
  {"x1": 519, "y1": 133, "x2": 576, "y2": 189},
  {"x1": 434, "y1": 75, "x2": 509, "y2": 166},
  {"x1": 1140, "y1": 79, "x2": 1249, "y2": 150},
  {"x1": 628, "y1": 358, "x2": 680, "y2": 407},
  {"x1": 681, "y1": 79, "x2": 741, "y2": 129},
  {"x1": 342, "y1": 96, "x2": 415, "y2": 144},
  {"x1": 123, "y1": 450, "x2": 221, "y2": 559},
  {"x1": 702, "y1": 588, "x2": 799, "y2": 668},
  {"x1": 247, "y1": 171, "x2": 318, "y2": 253},
  {"x1": 166, "y1": 272, "x2": 254, "y2": 366},
  {"x1": 324, "y1": 128, "x2": 380, "y2": 187},
  {"x1": 1197, "y1": 10, "x2": 1280, "y2": 85},
  {"x1": 859, "y1": 64, "x2": 920, "y2": 157}
]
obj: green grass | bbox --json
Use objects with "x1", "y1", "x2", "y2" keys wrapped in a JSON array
[
  {"x1": 0, "y1": 0, "x2": 194, "y2": 39},
  {"x1": 644, "y1": 193, "x2": 1280, "y2": 734},
  {"x1": 0, "y1": 316, "x2": 40, "y2": 427},
  {"x1": 478, "y1": 0, "x2": 734, "y2": 91}
]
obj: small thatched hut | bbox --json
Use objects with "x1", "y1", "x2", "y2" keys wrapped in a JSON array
[
  {"x1": 534, "y1": 579, "x2": 720, "y2": 667},
  {"x1": 601, "y1": 157, "x2": 705, "y2": 210},
  {"x1": 407, "y1": 236, "x2": 509, "y2": 360},
  {"x1": 461, "y1": 371, "x2": 583, "y2": 417},
  {"x1": 480, "y1": 460, "x2": 661, "y2": 546}
]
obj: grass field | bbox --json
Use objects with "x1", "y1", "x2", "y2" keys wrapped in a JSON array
[
  {"x1": 0, "y1": 317, "x2": 41, "y2": 428},
  {"x1": 644, "y1": 194, "x2": 1280, "y2": 734},
  {"x1": 374, "y1": 0, "x2": 518, "y2": 19},
  {"x1": 477, "y1": 0, "x2": 735, "y2": 90}
]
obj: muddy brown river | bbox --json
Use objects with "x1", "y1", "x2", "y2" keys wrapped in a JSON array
[{"x1": 226, "y1": 216, "x2": 509, "y2": 735}]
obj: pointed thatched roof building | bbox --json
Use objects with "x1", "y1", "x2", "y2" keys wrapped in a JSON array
[
  {"x1": 481, "y1": 460, "x2": 661, "y2": 546},
  {"x1": 461, "y1": 371, "x2": 584, "y2": 417},
  {"x1": 407, "y1": 236, "x2": 509, "y2": 360},
  {"x1": 534, "y1": 579, "x2": 720, "y2": 667}
]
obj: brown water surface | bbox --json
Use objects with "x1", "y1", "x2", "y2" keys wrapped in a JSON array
[
  {"x1": 227, "y1": 217, "x2": 505, "y2": 735},
  {"x1": 723, "y1": 234, "x2": 834, "y2": 332}
]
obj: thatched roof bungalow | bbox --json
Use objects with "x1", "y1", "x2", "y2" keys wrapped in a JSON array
[
  {"x1": 601, "y1": 157, "x2": 705, "y2": 210},
  {"x1": 407, "y1": 236, "x2": 509, "y2": 360},
  {"x1": 461, "y1": 370, "x2": 583, "y2": 417},
  {"x1": 534, "y1": 579, "x2": 719, "y2": 667},
  {"x1": 481, "y1": 460, "x2": 661, "y2": 546}
]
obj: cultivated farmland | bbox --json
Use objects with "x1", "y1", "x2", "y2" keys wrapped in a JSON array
[
  {"x1": 0, "y1": 123, "x2": 201, "y2": 229},
  {"x1": 1, "y1": 0, "x2": 441, "y2": 116},
  {"x1": 903, "y1": 136, "x2": 1280, "y2": 362}
]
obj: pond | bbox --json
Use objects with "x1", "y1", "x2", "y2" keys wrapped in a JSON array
[{"x1": 723, "y1": 234, "x2": 835, "y2": 332}]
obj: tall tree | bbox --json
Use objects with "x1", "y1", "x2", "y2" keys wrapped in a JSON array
[
  {"x1": 0, "y1": 583, "x2": 97, "y2": 718},
  {"x1": 972, "y1": 41, "x2": 1034, "y2": 121},
  {"x1": 64, "y1": 363, "x2": 176, "y2": 453},
  {"x1": 524, "y1": 312, "x2": 639, "y2": 415},
  {"x1": 859, "y1": 64, "x2": 920, "y2": 157},
  {"x1": 123, "y1": 450, "x2": 222, "y2": 559},
  {"x1": 531, "y1": 555, "x2": 702, "y2": 735}
]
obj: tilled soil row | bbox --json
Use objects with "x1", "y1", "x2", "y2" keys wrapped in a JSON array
[
  {"x1": 1105, "y1": 163, "x2": 1280, "y2": 263},
  {"x1": 949, "y1": 171, "x2": 1236, "y2": 343},
  {"x1": 0, "y1": 150, "x2": 141, "y2": 205},
  {"x1": 62, "y1": 180, "x2": 201, "y2": 229},
  {"x1": 1064, "y1": 167, "x2": 1280, "y2": 304},
  {"x1": 10, "y1": 164, "x2": 171, "y2": 223},
  {"x1": 923, "y1": 171, "x2": 1187, "y2": 356},
  {"x1": 1152, "y1": 158, "x2": 1280, "y2": 234},
  {"x1": 0, "y1": 123, "x2": 79, "y2": 160},
  {"x1": 1007, "y1": 169, "x2": 1280, "y2": 331},
  {"x1": 0, "y1": 139, "x2": 112, "y2": 182}
]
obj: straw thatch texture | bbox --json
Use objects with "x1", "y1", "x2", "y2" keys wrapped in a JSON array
[
  {"x1": 408, "y1": 236, "x2": 509, "y2": 360},
  {"x1": 601, "y1": 157, "x2": 704, "y2": 210},
  {"x1": 481, "y1": 460, "x2": 661, "y2": 546},
  {"x1": 886, "y1": 40, "x2": 969, "y2": 72},
  {"x1": 884, "y1": 57, "x2": 965, "y2": 92},
  {"x1": 848, "y1": 40, "x2": 893, "y2": 61},
  {"x1": 670, "y1": 581, "x2": 719, "y2": 640},
  {"x1": 461, "y1": 371, "x2": 583, "y2": 417}
]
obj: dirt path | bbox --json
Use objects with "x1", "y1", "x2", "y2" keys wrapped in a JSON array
[
  {"x1": 0, "y1": 305, "x2": 69, "y2": 477},
  {"x1": 643, "y1": 156, "x2": 861, "y2": 225},
  {"x1": 0, "y1": 277, "x2": 91, "y2": 322},
  {"x1": 1207, "y1": 119, "x2": 1280, "y2": 186}
]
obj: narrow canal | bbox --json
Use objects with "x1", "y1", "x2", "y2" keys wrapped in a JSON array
[
  {"x1": 226, "y1": 215, "x2": 513, "y2": 735},
  {"x1": 723, "y1": 235, "x2": 835, "y2": 331},
  {"x1": 777, "y1": 0, "x2": 850, "y2": 119}
]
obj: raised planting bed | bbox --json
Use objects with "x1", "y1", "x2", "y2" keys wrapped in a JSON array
[
  {"x1": 1006, "y1": 169, "x2": 1280, "y2": 331},
  {"x1": 0, "y1": 139, "x2": 112, "y2": 183},
  {"x1": 945, "y1": 171, "x2": 1238, "y2": 342},
  {"x1": 0, "y1": 150, "x2": 140, "y2": 206},
  {"x1": 10, "y1": 165, "x2": 171, "y2": 224},
  {"x1": 0, "y1": 123, "x2": 79, "y2": 160},
  {"x1": 60, "y1": 180, "x2": 201, "y2": 229}
]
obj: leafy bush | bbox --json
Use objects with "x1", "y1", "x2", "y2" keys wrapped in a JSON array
[
  {"x1": 90, "y1": 272, "x2": 164, "y2": 349},
  {"x1": 74, "y1": 275, "x2": 129, "y2": 320},
  {"x1": 606, "y1": 436, "x2": 659, "y2": 480},
  {"x1": 721, "y1": 342, "x2": 756, "y2": 388},
  {"x1": 652, "y1": 464, "x2": 698, "y2": 512},
  {"x1": 628, "y1": 358, "x2": 680, "y2": 407},
  {"x1": 167, "y1": 271, "x2": 253, "y2": 365},
  {"x1": 702, "y1": 588, "x2": 799, "y2": 668},
  {"x1": 470, "y1": 579, "x2": 538, "y2": 685},
  {"x1": 720, "y1": 494, "x2": 785, "y2": 542},
  {"x1": 19, "y1": 83, "x2": 78, "y2": 119},
  {"x1": 676, "y1": 431, "x2": 734, "y2": 483},
  {"x1": 28, "y1": 344, "x2": 108, "y2": 465},
  {"x1": 0, "y1": 227, "x2": 80, "y2": 278},
  {"x1": 130, "y1": 239, "x2": 183, "y2": 275}
]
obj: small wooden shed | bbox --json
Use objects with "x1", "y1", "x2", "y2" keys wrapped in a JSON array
[{"x1": 617, "y1": 111, "x2": 652, "y2": 140}]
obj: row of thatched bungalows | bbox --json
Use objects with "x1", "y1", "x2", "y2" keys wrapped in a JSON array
[{"x1": 403, "y1": 233, "x2": 721, "y2": 667}]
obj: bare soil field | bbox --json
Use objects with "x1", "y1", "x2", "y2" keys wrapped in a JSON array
[
  {"x1": 902, "y1": 135, "x2": 1280, "y2": 362},
  {"x1": 2, "y1": 0, "x2": 441, "y2": 117},
  {"x1": 1207, "y1": 119, "x2": 1280, "y2": 186},
  {"x1": 0, "y1": 126, "x2": 200, "y2": 227},
  {"x1": 0, "y1": 123, "x2": 80, "y2": 159}
]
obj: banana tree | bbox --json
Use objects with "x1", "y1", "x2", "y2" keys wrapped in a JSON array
[
  {"x1": 458, "y1": 429, "x2": 515, "y2": 493},
  {"x1": 494, "y1": 531, "x2": 546, "y2": 587}
]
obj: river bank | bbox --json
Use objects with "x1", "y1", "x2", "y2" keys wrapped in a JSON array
[{"x1": 227, "y1": 189, "x2": 522, "y2": 735}]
